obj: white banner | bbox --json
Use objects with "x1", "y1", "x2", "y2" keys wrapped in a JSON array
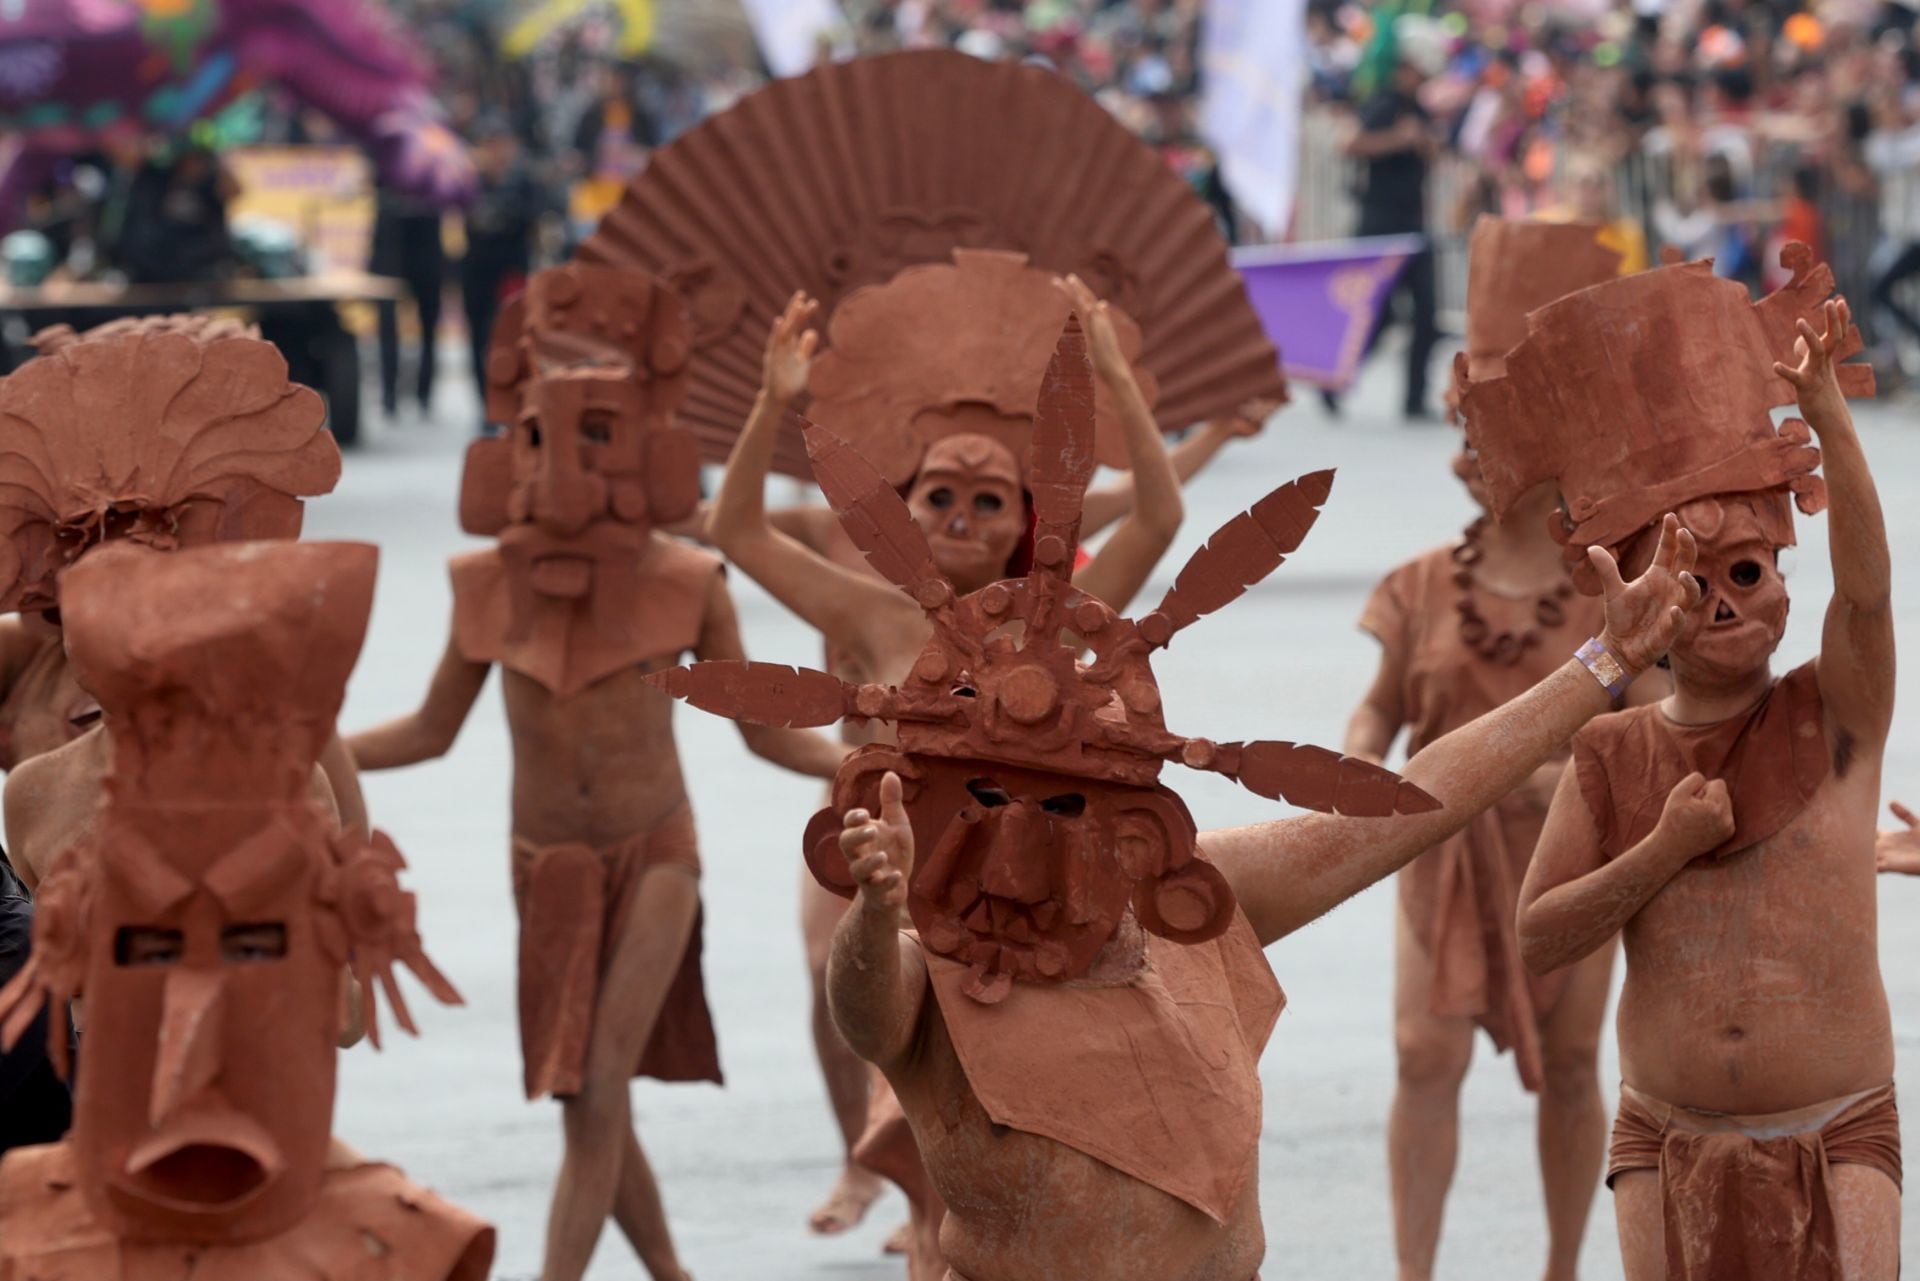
[
  {"x1": 1200, "y1": 0, "x2": 1309, "y2": 240},
  {"x1": 738, "y1": 0, "x2": 842, "y2": 78}
]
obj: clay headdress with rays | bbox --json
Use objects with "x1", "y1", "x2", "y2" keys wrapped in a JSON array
[
  {"x1": 0, "y1": 331, "x2": 342, "y2": 614},
  {"x1": 651, "y1": 318, "x2": 1436, "y2": 999}
]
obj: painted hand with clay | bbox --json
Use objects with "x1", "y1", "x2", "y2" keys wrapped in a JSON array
[
  {"x1": 1226, "y1": 398, "x2": 1280, "y2": 437},
  {"x1": 1653, "y1": 771, "x2": 1735, "y2": 866},
  {"x1": 1592, "y1": 513, "x2": 1702, "y2": 676},
  {"x1": 1054, "y1": 273, "x2": 1128, "y2": 377},
  {"x1": 763, "y1": 290, "x2": 821, "y2": 406},
  {"x1": 1876, "y1": 802, "x2": 1920, "y2": 875},
  {"x1": 1772, "y1": 297, "x2": 1851, "y2": 429},
  {"x1": 841, "y1": 771, "x2": 915, "y2": 914}
]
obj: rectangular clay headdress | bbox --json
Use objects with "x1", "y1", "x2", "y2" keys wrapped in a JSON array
[{"x1": 1460, "y1": 246, "x2": 1873, "y2": 590}]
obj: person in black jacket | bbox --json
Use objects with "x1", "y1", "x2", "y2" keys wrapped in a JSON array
[{"x1": 0, "y1": 850, "x2": 72, "y2": 1156}]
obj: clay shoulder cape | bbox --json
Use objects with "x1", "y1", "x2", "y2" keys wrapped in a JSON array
[
  {"x1": 924, "y1": 911, "x2": 1283, "y2": 1224},
  {"x1": 449, "y1": 539, "x2": 722, "y2": 698},
  {"x1": 0, "y1": 1141, "x2": 494, "y2": 1281},
  {"x1": 1571, "y1": 661, "x2": 1828, "y2": 860}
]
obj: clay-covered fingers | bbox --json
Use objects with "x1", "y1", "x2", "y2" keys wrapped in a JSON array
[
  {"x1": 840, "y1": 773, "x2": 912, "y2": 908},
  {"x1": 1876, "y1": 803, "x2": 1920, "y2": 874},
  {"x1": 1656, "y1": 771, "x2": 1734, "y2": 859},
  {"x1": 1592, "y1": 515, "x2": 1698, "y2": 672},
  {"x1": 1891, "y1": 801, "x2": 1919, "y2": 831}
]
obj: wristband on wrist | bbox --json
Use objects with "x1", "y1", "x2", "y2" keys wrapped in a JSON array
[{"x1": 1575, "y1": 637, "x2": 1632, "y2": 699}]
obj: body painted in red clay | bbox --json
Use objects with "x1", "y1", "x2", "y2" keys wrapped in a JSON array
[
  {"x1": 663, "y1": 309, "x2": 1701, "y2": 1281},
  {"x1": 1491, "y1": 264, "x2": 1901, "y2": 1279},
  {"x1": 348, "y1": 264, "x2": 843, "y2": 1281}
]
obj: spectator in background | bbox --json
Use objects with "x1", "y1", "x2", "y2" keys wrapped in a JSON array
[
  {"x1": 0, "y1": 851, "x2": 71, "y2": 1158},
  {"x1": 114, "y1": 145, "x2": 237, "y2": 285},
  {"x1": 1864, "y1": 80, "x2": 1920, "y2": 378},
  {"x1": 1338, "y1": 35, "x2": 1444, "y2": 422},
  {"x1": 567, "y1": 62, "x2": 659, "y2": 240},
  {"x1": 369, "y1": 182, "x2": 447, "y2": 421},
  {"x1": 461, "y1": 116, "x2": 546, "y2": 434},
  {"x1": 1543, "y1": 152, "x2": 1650, "y2": 272}
]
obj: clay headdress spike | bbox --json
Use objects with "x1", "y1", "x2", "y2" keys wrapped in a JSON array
[
  {"x1": 650, "y1": 661, "x2": 860, "y2": 728},
  {"x1": 802, "y1": 421, "x2": 955, "y2": 613},
  {"x1": 1177, "y1": 737, "x2": 1442, "y2": 816},
  {"x1": 1026, "y1": 314, "x2": 1098, "y2": 582},
  {"x1": 1138, "y1": 470, "x2": 1335, "y2": 648}
]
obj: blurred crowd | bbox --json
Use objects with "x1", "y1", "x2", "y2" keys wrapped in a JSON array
[{"x1": 9, "y1": 0, "x2": 1920, "y2": 420}]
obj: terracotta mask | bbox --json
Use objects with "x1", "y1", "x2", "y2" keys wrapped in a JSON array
[
  {"x1": 904, "y1": 434, "x2": 1027, "y2": 588},
  {"x1": 0, "y1": 540, "x2": 460, "y2": 1245},
  {"x1": 0, "y1": 332, "x2": 341, "y2": 616},
  {"x1": 652, "y1": 317, "x2": 1439, "y2": 1002},
  {"x1": 462, "y1": 265, "x2": 704, "y2": 644},
  {"x1": 1629, "y1": 496, "x2": 1790, "y2": 688}
]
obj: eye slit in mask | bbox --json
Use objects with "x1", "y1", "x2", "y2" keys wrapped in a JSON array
[
  {"x1": 966, "y1": 779, "x2": 1013, "y2": 808},
  {"x1": 1041, "y1": 793, "x2": 1086, "y2": 817}
]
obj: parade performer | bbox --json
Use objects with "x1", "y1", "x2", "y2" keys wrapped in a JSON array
[
  {"x1": 655, "y1": 312, "x2": 1703, "y2": 1281},
  {"x1": 1474, "y1": 250, "x2": 1900, "y2": 1281},
  {"x1": 1346, "y1": 216, "x2": 1645, "y2": 1281},
  {"x1": 0, "y1": 324, "x2": 358, "y2": 862},
  {"x1": 348, "y1": 262, "x2": 844, "y2": 1281},
  {"x1": 0, "y1": 538, "x2": 492, "y2": 1281},
  {"x1": 575, "y1": 48, "x2": 1287, "y2": 1249}
]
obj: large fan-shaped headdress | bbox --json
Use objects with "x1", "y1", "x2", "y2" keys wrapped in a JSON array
[
  {"x1": 579, "y1": 48, "x2": 1286, "y2": 476},
  {"x1": 0, "y1": 332, "x2": 341, "y2": 613},
  {"x1": 1461, "y1": 245, "x2": 1873, "y2": 591},
  {"x1": 650, "y1": 317, "x2": 1433, "y2": 998},
  {"x1": 27, "y1": 313, "x2": 261, "y2": 358}
]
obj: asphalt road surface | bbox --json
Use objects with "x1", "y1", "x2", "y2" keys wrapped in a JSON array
[{"x1": 325, "y1": 351, "x2": 1920, "y2": 1281}]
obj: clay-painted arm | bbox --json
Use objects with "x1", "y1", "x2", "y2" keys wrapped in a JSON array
[
  {"x1": 346, "y1": 629, "x2": 490, "y2": 770},
  {"x1": 1345, "y1": 629, "x2": 1410, "y2": 766},
  {"x1": 1, "y1": 752, "x2": 56, "y2": 894},
  {"x1": 1877, "y1": 802, "x2": 1920, "y2": 874},
  {"x1": 1205, "y1": 518, "x2": 1701, "y2": 946},
  {"x1": 693, "y1": 572, "x2": 846, "y2": 779},
  {"x1": 1061, "y1": 276, "x2": 1183, "y2": 613},
  {"x1": 1078, "y1": 405, "x2": 1271, "y2": 537},
  {"x1": 709, "y1": 292, "x2": 912, "y2": 654},
  {"x1": 668, "y1": 500, "x2": 837, "y2": 551},
  {"x1": 305, "y1": 760, "x2": 369, "y2": 1049},
  {"x1": 319, "y1": 730, "x2": 371, "y2": 837},
  {"x1": 1778, "y1": 300, "x2": 1895, "y2": 745},
  {"x1": 1517, "y1": 768, "x2": 1731, "y2": 973},
  {"x1": 825, "y1": 773, "x2": 928, "y2": 1069}
]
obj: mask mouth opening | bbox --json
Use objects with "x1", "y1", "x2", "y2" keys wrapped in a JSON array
[{"x1": 116, "y1": 1114, "x2": 285, "y2": 1216}]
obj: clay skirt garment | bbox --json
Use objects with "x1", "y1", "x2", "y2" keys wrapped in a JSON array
[
  {"x1": 1607, "y1": 1081, "x2": 1902, "y2": 1281},
  {"x1": 510, "y1": 802, "x2": 722, "y2": 1099}
]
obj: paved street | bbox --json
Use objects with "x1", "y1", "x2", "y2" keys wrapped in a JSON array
[{"x1": 323, "y1": 349, "x2": 1920, "y2": 1281}]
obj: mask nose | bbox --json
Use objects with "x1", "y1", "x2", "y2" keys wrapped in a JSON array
[
  {"x1": 978, "y1": 802, "x2": 1048, "y2": 904},
  {"x1": 150, "y1": 969, "x2": 226, "y2": 1126},
  {"x1": 530, "y1": 438, "x2": 606, "y2": 536}
]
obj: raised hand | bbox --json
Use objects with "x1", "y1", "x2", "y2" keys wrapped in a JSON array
[
  {"x1": 763, "y1": 290, "x2": 821, "y2": 406},
  {"x1": 1592, "y1": 513, "x2": 1702, "y2": 675},
  {"x1": 1772, "y1": 297, "x2": 1850, "y2": 425},
  {"x1": 1876, "y1": 801, "x2": 1920, "y2": 875},
  {"x1": 840, "y1": 771, "x2": 914, "y2": 913},
  {"x1": 1229, "y1": 398, "x2": 1281, "y2": 437},
  {"x1": 1653, "y1": 771, "x2": 1735, "y2": 865},
  {"x1": 1053, "y1": 273, "x2": 1127, "y2": 377}
]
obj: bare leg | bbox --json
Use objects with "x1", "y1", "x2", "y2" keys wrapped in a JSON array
[
  {"x1": 1611, "y1": 1170, "x2": 1663, "y2": 1281},
  {"x1": 1535, "y1": 935, "x2": 1617, "y2": 1281},
  {"x1": 1831, "y1": 1163, "x2": 1901, "y2": 1281},
  {"x1": 801, "y1": 865, "x2": 882, "y2": 1234},
  {"x1": 541, "y1": 866, "x2": 700, "y2": 1281},
  {"x1": 1388, "y1": 906, "x2": 1476, "y2": 1281}
]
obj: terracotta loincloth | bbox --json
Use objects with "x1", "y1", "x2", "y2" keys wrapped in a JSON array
[
  {"x1": 510, "y1": 804, "x2": 722, "y2": 1100},
  {"x1": 0, "y1": 1138, "x2": 494, "y2": 1280},
  {"x1": 1607, "y1": 1081, "x2": 1901, "y2": 1281},
  {"x1": 1362, "y1": 545, "x2": 1599, "y2": 1089}
]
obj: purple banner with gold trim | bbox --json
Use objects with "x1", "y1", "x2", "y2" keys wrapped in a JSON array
[{"x1": 1232, "y1": 235, "x2": 1423, "y2": 392}]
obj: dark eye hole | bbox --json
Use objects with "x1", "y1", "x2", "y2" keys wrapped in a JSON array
[
  {"x1": 221, "y1": 923, "x2": 287, "y2": 963},
  {"x1": 116, "y1": 926, "x2": 184, "y2": 967},
  {"x1": 1041, "y1": 793, "x2": 1086, "y2": 817},
  {"x1": 524, "y1": 419, "x2": 543, "y2": 448},
  {"x1": 581, "y1": 411, "x2": 613, "y2": 444},
  {"x1": 1729, "y1": 560, "x2": 1763, "y2": 588},
  {"x1": 966, "y1": 779, "x2": 1013, "y2": 808},
  {"x1": 974, "y1": 492, "x2": 1004, "y2": 514},
  {"x1": 928, "y1": 487, "x2": 955, "y2": 509},
  {"x1": 68, "y1": 705, "x2": 102, "y2": 730},
  {"x1": 950, "y1": 685, "x2": 977, "y2": 699}
]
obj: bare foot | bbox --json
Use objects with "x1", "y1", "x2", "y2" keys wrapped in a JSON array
[
  {"x1": 808, "y1": 1165, "x2": 883, "y2": 1235},
  {"x1": 882, "y1": 1221, "x2": 911, "y2": 1255}
]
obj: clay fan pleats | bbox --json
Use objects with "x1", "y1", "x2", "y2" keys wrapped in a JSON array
[{"x1": 580, "y1": 49, "x2": 1287, "y2": 476}]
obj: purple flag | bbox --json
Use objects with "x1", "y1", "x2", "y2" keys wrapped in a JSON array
[{"x1": 1233, "y1": 236, "x2": 1423, "y2": 392}]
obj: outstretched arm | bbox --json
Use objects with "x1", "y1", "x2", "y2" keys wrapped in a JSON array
[
  {"x1": 1517, "y1": 769, "x2": 1732, "y2": 973},
  {"x1": 1079, "y1": 402, "x2": 1272, "y2": 537},
  {"x1": 1877, "y1": 802, "x2": 1920, "y2": 874},
  {"x1": 1206, "y1": 517, "x2": 1701, "y2": 946},
  {"x1": 707, "y1": 292, "x2": 915, "y2": 653},
  {"x1": 1778, "y1": 299, "x2": 1895, "y2": 746},
  {"x1": 346, "y1": 628, "x2": 490, "y2": 769},
  {"x1": 319, "y1": 730, "x2": 371, "y2": 837},
  {"x1": 826, "y1": 772, "x2": 928, "y2": 1070},
  {"x1": 693, "y1": 572, "x2": 845, "y2": 779},
  {"x1": 1062, "y1": 275, "x2": 1184, "y2": 612}
]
